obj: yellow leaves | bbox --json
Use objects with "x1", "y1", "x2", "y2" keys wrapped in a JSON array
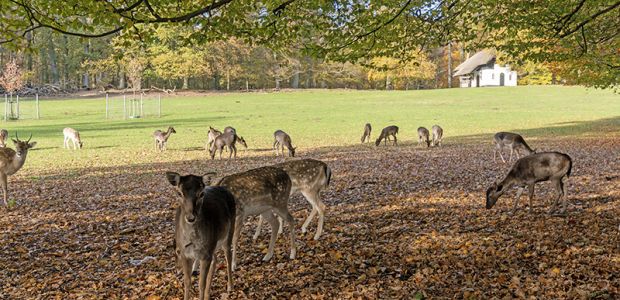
[{"x1": 550, "y1": 267, "x2": 561, "y2": 276}]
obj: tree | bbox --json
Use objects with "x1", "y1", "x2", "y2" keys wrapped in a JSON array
[{"x1": 0, "y1": 60, "x2": 25, "y2": 95}]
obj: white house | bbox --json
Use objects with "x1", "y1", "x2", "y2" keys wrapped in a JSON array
[{"x1": 453, "y1": 50, "x2": 517, "y2": 88}]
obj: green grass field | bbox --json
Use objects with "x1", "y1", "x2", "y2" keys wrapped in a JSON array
[{"x1": 3, "y1": 85, "x2": 619, "y2": 172}]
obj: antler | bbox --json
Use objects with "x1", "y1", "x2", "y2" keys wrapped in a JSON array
[
  {"x1": 27, "y1": 133, "x2": 32, "y2": 143},
  {"x1": 15, "y1": 132, "x2": 19, "y2": 141}
]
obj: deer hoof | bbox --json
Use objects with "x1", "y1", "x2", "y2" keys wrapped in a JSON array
[
  {"x1": 313, "y1": 233, "x2": 321, "y2": 241},
  {"x1": 262, "y1": 253, "x2": 273, "y2": 262}
]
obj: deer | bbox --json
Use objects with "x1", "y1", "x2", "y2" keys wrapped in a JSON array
[
  {"x1": 431, "y1": 125, "x2": 443, "y2": 146},
  {"x1": 253, "y1": 159, "x2": 332, "y2": 241},
  {"x1": 63, "y1": 128, "x2": 83, "y2": 150},
  {"x1": 361, "y1": 123, "x2": 372, "y2": 143},
  {"x1": 166, "y1": 172, "x2": 235, "y2": 300},
  {"x1": 486, "y1": 152, "x2": 572, "y2": 214},
  {"x1": 375, "y1": 125, "x2": 399, "y2": 146},
  {"x1": 224, "y1": 126, "x2": 236, "y2": 135},
  {"x1": 273, "y1": 130, "x2": 296, "y2": 157},
  {"x1": 493, "y1": 132, "x2": 536, "y2": 163},
  {"x1": 153, "y1": 126, "x2": 176, "y2": 151},
  {"x1": 0, "y1": 133, "x2": 36, "y2": 206},
  {"x1": 216, "y1": 166, "x2": 296, "y2": 270},
  {"x1": 0, "y1": 129, "x2": 8, "y2": 147},
  {"x1": 210, "y1": 132, "x2": 247, "y2": 160},
  {"x1": 417, "y1": 127, "x2": 430, "y2": 147},
  {"x1": 205, "y1": 126, "x2": 222, "y2": 151}
]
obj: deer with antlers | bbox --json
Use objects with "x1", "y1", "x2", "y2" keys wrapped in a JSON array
[{"x1": 0, "y1": 133, "x2": 36, "y2": 206}]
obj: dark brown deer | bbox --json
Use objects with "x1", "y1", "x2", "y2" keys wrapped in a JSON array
[
  {"x1": 153, "y1": 126, "x2": 176, "y2": 151},
  {"x1": 375, "y1": 125, "x2": 399, "y2": 146},
  {"x1": 205, "y1": 126, "x2": 222, "y2": 151},
  {"x1": 254, "y1": 159, "x2": 332, "y2": 241},
  {"x1": 0, "y1": 133, "x2": 36, "y2": 206},
  {"x1": 216, "y1": 166, "x2": 295, "y2": 270},
  {"x1": 210, "y1": 132, "x2": 247, "y2": 160},
  {"x1": 273, "y1": 130, "x2": 296, "y2": 157},
  {"x1": 493, "y1": 132, "x2": 536, "y2": 163},
  {"x1": 417, "y1": 127, "x2": 430, "y2": 147},
  {"x1": 361, "y1": 123, "x2": 372, "y2": 143},
  {"x1": 486, "y1": 152, "x2": 572, "y2": 214},
  {"x1": 166, "y1": 172, "x2": 235, "y2": 300},
  {"x1": 431, "y1": 125, "x2": 443, "y2": 146},
  {"x1": 0, "y1": 129, "x2": 8, "y2": 147}
]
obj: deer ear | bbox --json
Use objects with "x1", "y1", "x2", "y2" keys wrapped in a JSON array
[
  {"x1": 166, "y1": 172, "x2": 181, "y2": 186},
  {"x1": 28, "y1": 141, "x2": 37, "y2": 149},
  {"x1": 496, "y1": 184, "x2": 503, "y2": 192},
  {"x1": 11, "y1": 139, "x2": 18, "y2": 144},
  {"x1": 202, "y1": 172, "x2": 217, "y2": 185}
]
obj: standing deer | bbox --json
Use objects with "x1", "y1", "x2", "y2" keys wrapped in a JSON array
[
  {"x1": 273, "y1": 130, "x2": 296, "y2": 157},
  {"x1": 206, "y1": 126, "x2": 222, "y2": 151},
  {"x1": 224, "y1": 126, "x2": 236, "y2": 135},
  {"x1": 0, "y1": 133, "x2": 36, "y2": 206},
  {"x1": 493, "y1": 132, "x2": 536, "y2": 163},
  {"x1": 417, "y1": 127, "x2": 430, "y2": 147},
  {"x1": 153, "y1": 126, "x2": 176, "y2": 151},
  {"x1": 253, "y1": 159, "x2": 332, "y2": 241},
  {"x1": 375, "y1": 125, "x2": 399, "y2": 146},
  {"x1": 63, "y1": 127, "x2": 83, "y2": 150},
  {"x1": 361, "y1": 123, "x2": 372, "y2": 143},
  {"x1": 431, "y1": 125, "x2": 443, "y2": 146},
  {"x1": 210, "y1": 132, "x2": 247, "y2": 160},
  {"x1": 216, "y1": 166, "x2": 295, "y2": 270},
  {"x1": 166, "y1": 172, "x2": 235, "y2": 300},
  {"x1": 486, "y1": 152, "x2": 572, "y2": 214},
  {"x1": 0, "y1": 129, "x2": 8, "y2": 147}
]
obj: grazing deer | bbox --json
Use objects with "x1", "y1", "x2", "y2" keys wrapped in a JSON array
[
  {"x1": 375, "y1": 125, "x2": 399, "y2": 146},
  {"x1": 0, "y1": 133, "x2": 36, "y2": 206},
  {"x1": 431, "y1": 125, "x2": 443, "y2": 146},
  {"x1": 361, "y1": 123, "x2": 372, "y2": 143},
  {"x1": 417, "y1": 127, "x2": 430, "y2": 147},
  {"x1": 153, "y1": 126, "x2": 176, "y2": 151},
  {"x1": 206, "y1": 126, "x2": 222, "y2": 151},
  {"x1": 166, "y1": 172, "x2": 235, "y2": 300},
  {"x1": 493, "y1": 132, "x2": 536, "y2": 163},
  {"x1": 216, "y1": 166, "x2": 295, "y2": 270},
  {"x1": 63, "y1": 128, "x2": 83, "y2": 150},
  {"x1": 210, "y1": 132, "x2": 247, "y2": 160},
  {"x1": 0, "y1": 129, "x2": 8, "y2": 147},
  {"x1": 254, "y1": 159, "x2": 332, "y2": 241},
  {"x1": 273, "y1": 130, "x2": 296, "y2": 157},
  {"x1": 486, "y1": 152, "x2": 572, "y2": 214},
  {"x1": 224, "y1": 126, "x2": 236, "y2": 135}
]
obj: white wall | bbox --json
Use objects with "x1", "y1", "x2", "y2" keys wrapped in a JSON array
[{"x1": 458, "y1": 64, "x2": 517, "y2": 87}]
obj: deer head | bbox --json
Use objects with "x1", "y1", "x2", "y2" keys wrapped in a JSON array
[
  {"x1": 166, "y1": 172, "x2": 216, "y2": 223},
  {"x1": 290, "y1": 147, "x2": 296, "y2": 157},
  {"x1": 12, "y1": 133, "x2": 36, "y2": 158},
  {"x1": 485, "y1": 182, "x2": 505, "y2": 209},
  {"x1": 237, "y1": 136, "x2": 248, "y2": 148}
]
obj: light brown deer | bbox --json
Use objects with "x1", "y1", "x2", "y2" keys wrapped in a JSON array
[
  {"x1": 210, "y1": 132, "x2": 247, "y2": 160},
  {"x1": 63, "y1": 127, "x2": 83, "y2": 150},
  {"x1": 0, "y1": 133, "x2": 36, "y2": 206},
  {"x1": 205, "y1": 126, "x2": 222, "y2": 151},
  {"x1": 493, "y1": 132, "x2": 536, "y2": 163},
  {"x1": 167, "y1": 172, "x2": 235, "y2": 300},
  {"x1": 153, "y1": 126, "x2": 176, "y2": 151},
  {"x1": 253, "y1": 159, "x2": 332, "y2": 241},
  {"x1": 486, "y1": 152, "x2": 572, "y2": 214},
  {"x1": 431, "y1": 125, "x2": 443, "y2": 146},
  {"x1": 375, "y1": 125, "x2": 399, "y2": 146},
  {"x1": 273, "y1": 130, "x2": 296, "y2": 157},
  {"x1": 361, "y1": 123, "x2": 372, "y2": 143},
  {"x1": 417, "y1": 127, "x2": 430, "y2": 147},
  {"x1": 0, "y1": 129, "x2": 8, "y2": 147},
  {"x1": 216, "y1": 166, "x2": 295, "y2": 270}
]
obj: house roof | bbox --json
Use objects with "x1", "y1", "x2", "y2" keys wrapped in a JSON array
[{"x1": 453, "y1": 50, "x2": 495, "y2": 76}]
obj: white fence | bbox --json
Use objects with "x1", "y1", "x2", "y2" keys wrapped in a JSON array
[
  {"x1": 105, "y1": 93, "x2": 162, "y2": 119},
  {"x1": 3, "y1": 94, "x2": 41, "y2": 120}
]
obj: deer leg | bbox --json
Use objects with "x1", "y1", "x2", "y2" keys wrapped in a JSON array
[
  {"x1": 509, "y1": 147, "x2": 514, "y2": 162},
  {"x1": 231, "y1": 215, "x2": 243, "y2": 271},
  {"x1": 181, "y1": 257, "x2": 193, "y2": 300},
  {"x1": 261, "y1": 212, "x2": 280, "y2": 262},
  {"x1": 203, "y1": 254, "x2": 217, "y2": 300},
  {"x1": 549, "y1": 180, "x2": 562, "y2": 214},
  {"x1": 232, "y1": 144, "x2": 237, "y2": 159},
  {"x1": 528, "y1": 184, "x2": 535, "y2": 212},
  {"x1": 0, "y1": 173, "x2": 7, "y2": 206},
  {"x1": 224, "y1": 233, "x2": 234, "y2": 292},
  {"x1": 273, "y1": 207, "x2": 297, "y2": 260},
  {"x1": 511, "y1": 187, "x2": 525, "y2": 213},
  {"x1": 252, "y1": 215, "x2": 264, "y2": 241},
  {"x1": 63, "y1": 136, "x2": 67, "y2": 149},
  {"x1": 228, "y1": 145, "x2": 233, "y2": 160},
  {"x1": 273, "y1": 140, "x2": 279, "y2": 156},
  {"x1": 558, "y1": 179, "x2": 567, "y2": 214},
  {"x1": 393, "y1": 135, "x2": 397, "y2": 145},
  {"x1": 301, "y1": 189, "x2": 326, "y2": 240}
]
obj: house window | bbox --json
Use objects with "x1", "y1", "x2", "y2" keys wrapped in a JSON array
[
  {"x1": 509, "y1": 74, "x2": 512, "y2": 80},
  {"x1": 492, "y1": 73, "x2": 495, "y2": 80}
]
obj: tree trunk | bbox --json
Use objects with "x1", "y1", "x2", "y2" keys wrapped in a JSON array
[
  {"x1": 82, "y1": 42, "x2": 90, "y2": 89},
  {"x1": 48, "y1": 36, "x2": 60, "y2": 85},
  {"x1": 245, "y1": 79, "x2": 249, "y2": 91},
  {"x1": 182, "y1": 77, "x2": 189, "y2": 89},
  {"x1": 292, "y1": 68, "x2": 299, "y2": 89},
  {"x1": 226, "y1": 69, "x2": 230, "y2": 91},
  {"x1": 118, "y1": 70, "x2": 126, "y2": 89},
  {"x1": 447, "y1": 41, "x2": 452, "y2": 88}
]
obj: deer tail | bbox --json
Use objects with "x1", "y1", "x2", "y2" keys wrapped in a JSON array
[
  {"x1": 324, "y1": 164, "x2": 332, "y2": 187},
  {"x1": 566, "y1": 154, "x2": 573, "y2": 178}
]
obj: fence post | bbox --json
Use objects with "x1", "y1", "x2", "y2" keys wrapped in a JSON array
[
  {"x1": 123, "y1": 95, "x2": 127, "y2": 120},
  {"x1": 105, "y1": 93, "x2": 109, "y2": 119},
  {"x1": 36, "y1": 94, "x2": 40, "y2": 119},
  {"x1": 158, "y1": 94, "x2": 161, "y2": 118},
  {"x1": 4, "y1": 94, "x2": 7, "y2": 121},
  {"x1": 140, "y1": 93, "x2": 143, "y2": 117},
  {"x1": 16, "y1": 95, "x2": 19, "y2": 119}
]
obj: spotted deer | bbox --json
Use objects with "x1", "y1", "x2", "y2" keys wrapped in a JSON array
[
  {"x1": 431, "y1": 125, "x2": 443, "y2": 146},
  {"x1": 493, "y1": 132, "x2": 536, "y2": 163},
  {"x1": 486, "y1": 152, "x2": 572, "y2": 214},
  {"x1": 0, "y1": 129, "x2": 8, "y2": 147},
  {"x1": 0, "y1": 133, "x2": 36, "y2": 206},
  {"x1": 216, "y1": 166, "x2": 295, "y2": 270},
  {"x1": 63, "y1": 128, "x2": 83, "y2": 150},
  {"x1": 273, "y1": 130, "x2": 296, "y2": 157},
  {"x1": 375, "y1": 125, "x2": 399, "y2": 146},
  {"x1": 361, "y1": 123, "x2": 372, "y2": 143},
  {"x1": 210, "y1": 132, "x2": 247, "y2": 160},
  {"x1": 417, "y1": 127, "x2": 430, "y2": 147},
  {"x1": 253, "y1": 159, "x2": 332, "y2": 241},
  {"x1": 166, "y1": 172, "x2": 235, "y2": 300},
  {"x1": 153, "y1": 126, "x2": 176, "y2": 151},
  {"x1": 205, "y1": 126, "x2": 222, "y2": 151}
]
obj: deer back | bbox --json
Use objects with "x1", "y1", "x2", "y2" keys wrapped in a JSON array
[
  {"x1": 275, "y1": 159, "x2": 331, "y2": 194},
  {"x1": 432, "y1": 125, "x2": 443, "y2": 138}
]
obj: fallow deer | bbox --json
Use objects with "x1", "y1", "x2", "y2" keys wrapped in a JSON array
[
  {"x1": 417, "y1": 127, "x2": 430, "y2": 147},
  {"x1": 0, "y1": 129, "x2": 8, "y2": 147},
  {"x1": 361, "y1": 123, "x2": 372, "y2": 143},
  {"x1": 153, "y1": 126, "x2": 176, "y2": 151},
  {"x1": 375, "y1": 125, "x2": 399, "y2": 146},
  {"x1": 493, "y1": 132, "x2": 536, "y2": 163},
  {"x1": 166, "y1": 172, "x2": 235, "y2": 300},
  {"x1": 486, "y1": 152, "x2": 572, "y2": 214},
  {"x1": 253, "y1": 159, "x2": 332, "y2": 241},
  {"x1": 431, "y1": 125, "x2": 443, "y2": 146},
  {"x1": 63, "y1": 127, "x2": 83, "y2": 150},
  {"x1": 210, "y1": 132, "x2": 247, "y2": 160},
  {"x1": 224, "y1": 126, "x2": 236, "y2": 135},
  {"x1": 206, "y1": 126, "x2": 222, "y2": 151},
  {"x1": 216, "y1": 166, "x2": 295, "y2": 270},
  {"x1": 0, "y1": 133, "x2": 36, "y2": 206},
  {"x1": 273, "y1": 130, "x2": 296, "y2": 157}
]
